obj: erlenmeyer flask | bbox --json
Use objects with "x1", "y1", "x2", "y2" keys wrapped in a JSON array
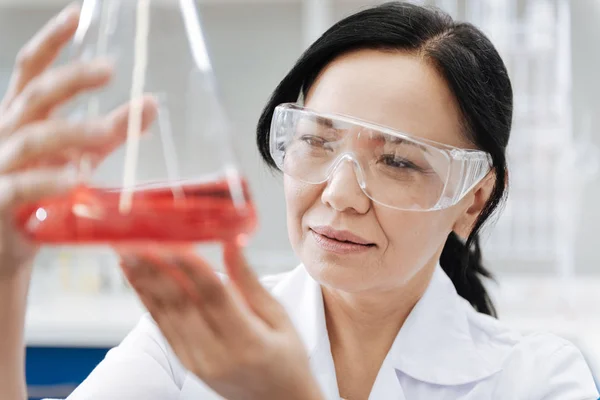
[{"x1": 16, "y1": 0, "x2": 257, "y2": 245}]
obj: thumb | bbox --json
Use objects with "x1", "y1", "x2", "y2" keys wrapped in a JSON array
[{"x1": 223, "y1": 242, "x2": 286, "y2": 327}]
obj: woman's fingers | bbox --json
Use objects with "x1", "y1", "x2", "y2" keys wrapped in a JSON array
[
  {"x1": 173, "y1": 251, "x2": 264, "y2": 336},
  {"x1": 120, "y1": 252, "x2": 222, "y2": 371},
  {"x1": 121, "y1": 248, "x2": 258, "y2": 337},
  {"x1": 120, "y1": 249, "x2": 196, "y2": 309},
  {"x1": 87, "y1": 95, "x2": 159, "y2": 168},
  {"x1": 1, "y1": 3, "x2": 80, "y2": 111},
  {"x1": 0, "y1": 119, "x2": 110, "y2": 173},
  {"x1": 0, "y1": 95, "x2": 158, "y2": 174},
  {"x1": 176, "y1": 252, "x2": 230, "y2": 306},
  {"x1": 1, "y1": 60, "x2": 114, "y2": 135},
  {"x1": 0, "y1": 166, "x2": 79, "y2": 211},
  {"x1": 106, "y1": 95, "x2": 159, "y2": 135},
  {"x1": 223, "y1": 243, "x2": 287, "y2": 328},
  {"x1": 159, "y1": 307, "x2": 217, "y2": 376}
]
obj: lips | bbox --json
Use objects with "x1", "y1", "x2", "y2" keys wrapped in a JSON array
[{"x1": 310, "y1": 225, "x2": 374, "y2": 246}]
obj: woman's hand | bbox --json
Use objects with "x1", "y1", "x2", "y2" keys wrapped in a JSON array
[
  {"x1": 0, "y1": 5, "x2": 154, "y2": 399},
  {"x1": 0, "y1": 3, "x2": 157, "y2": 279},
  {"x1": 119, "y1": 244, "x2": 325, "y2": 400}
]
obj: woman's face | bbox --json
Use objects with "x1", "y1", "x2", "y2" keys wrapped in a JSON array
[{"x1": 284, "y1": 49, "x2": 488, "y2": 293}]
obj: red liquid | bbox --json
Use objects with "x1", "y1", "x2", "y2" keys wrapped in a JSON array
[{"x1": 15, "y1": 178, "x2": 257, "y2": 244}]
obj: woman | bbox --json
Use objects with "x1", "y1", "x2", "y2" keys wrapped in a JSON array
[{"x1": 0, "y1": 2, "x2": 597, "y2": 399}]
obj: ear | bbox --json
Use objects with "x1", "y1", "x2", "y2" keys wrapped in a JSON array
[{"x1": 452, "y1": 172, "x2": 496, "y2": 239}]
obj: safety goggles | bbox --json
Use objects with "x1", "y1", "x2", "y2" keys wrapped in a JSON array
[{"x1": 269, "y1": 103, "x2": 492, "y2": 212}]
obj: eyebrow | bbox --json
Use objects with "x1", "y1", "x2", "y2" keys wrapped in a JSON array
[
  {"x1": 313, "y1": 115, "x2": 335, "y2": 129},
  {"x1": 307, "y1": 114, "x2": 431, "y2": 152},
  {"x1": 374, "y1": 132, "x2": 430, "y2": 152}
]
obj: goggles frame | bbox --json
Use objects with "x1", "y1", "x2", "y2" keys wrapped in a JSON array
[{"x1": 269, "y1": 103, "x2": 493, "y2": 212}]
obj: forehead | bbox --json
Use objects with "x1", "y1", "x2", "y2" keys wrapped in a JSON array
[{"x1": 303, "y1": 49, "x2": 468, "y2": 148}]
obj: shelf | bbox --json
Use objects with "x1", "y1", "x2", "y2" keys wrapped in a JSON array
[{"x1": 25, "y1": 293, "x2": 145, "y2": 348}]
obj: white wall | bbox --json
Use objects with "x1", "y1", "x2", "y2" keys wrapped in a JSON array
[{"x1": 571, "y1": 0, "x2": 600, "y2": 275}]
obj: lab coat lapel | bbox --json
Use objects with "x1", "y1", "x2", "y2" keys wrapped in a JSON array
[
  {"x1": 271, "y1": 266, "x2": 342, "y2": 399},
  {"x1": 368, "y1": 357, "x2": 407, "y2": 400},
  {"x1": 271, "y1": 266, "x2": 326, "y2": 356},
  {"x1": 385, "y1": 266, "x2": 505, "y2": 385},
  {"x1": 309, "y1": 335, "x2": 344, "y2": 400}
]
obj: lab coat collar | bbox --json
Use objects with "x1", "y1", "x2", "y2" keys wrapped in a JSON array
[{"x1": 271, "y1": 264, "x2": 504, "y2": 394}]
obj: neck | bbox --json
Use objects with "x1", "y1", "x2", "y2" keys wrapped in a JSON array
[
  {"x1": 322, "y1": 264, "x2": 436, "y2": 399},
  {"x1": 323, "y1": 265, "x2": 434, "y2": 346}
]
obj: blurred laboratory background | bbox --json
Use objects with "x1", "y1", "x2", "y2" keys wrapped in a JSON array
[{"x1": 0, "y1": 0, "x2": 599, "y2": 398}]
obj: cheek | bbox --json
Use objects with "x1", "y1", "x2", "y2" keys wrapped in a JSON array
[
  {"x1": 283, "y1": 176, "x2": 322, "y2": 249},
  {"x1": 377, "y1": 208, "x2": 456, "y2": 271}
]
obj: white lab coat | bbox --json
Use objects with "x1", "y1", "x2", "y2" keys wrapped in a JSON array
[{"x1": 55, "y1": 265, "x2": 599, "y2": 400}]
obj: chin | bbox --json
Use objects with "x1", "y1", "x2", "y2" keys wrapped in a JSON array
[{"x1": 303, "y1": 256, "x2": 378, "y2": 293}]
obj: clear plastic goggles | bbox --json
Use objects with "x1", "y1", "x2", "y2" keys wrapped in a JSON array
[{"x1": 269, "y1": 103, "x2": 492, "y2": 212}]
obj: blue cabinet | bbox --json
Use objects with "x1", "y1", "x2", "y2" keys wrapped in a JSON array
[{"x1": 26, "y1": 347, "x2": 110, "y2": 400}]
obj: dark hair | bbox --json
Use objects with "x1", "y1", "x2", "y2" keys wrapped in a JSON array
[{"x1": 256, "y1": 1, "x2": 512, "y2": 317}]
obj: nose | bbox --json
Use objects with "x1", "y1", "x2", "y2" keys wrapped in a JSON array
[{"x1": 321, "y1": 157, "x2": 371, "y2": 214}]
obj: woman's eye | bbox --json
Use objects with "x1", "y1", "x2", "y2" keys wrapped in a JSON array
[
  {"x1": 380, "y1": 154, "x2": 421, "y2": 170},
  {"x1": 301, "y1": 135, "x2": 329, "y2": 148}
]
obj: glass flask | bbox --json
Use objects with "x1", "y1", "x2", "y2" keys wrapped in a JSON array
[{"x1": 15, "y1": 0, "x2": 257, "y2": 245}]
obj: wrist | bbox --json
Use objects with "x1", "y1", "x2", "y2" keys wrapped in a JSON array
[
  {"x1": 0, "y1": 260, "x2": 33, "y2": 286},
  {"x1": 0, "y1": 258, "x2": 32, "y2": 332},
  {"x1": 0, "y1": 261, "x2": 32, "y2": 400}
]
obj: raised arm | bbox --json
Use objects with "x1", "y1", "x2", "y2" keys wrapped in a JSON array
[
  {"x1": 0, "y1": 4, "x2": 156, "y2": 399},
  {"x1": 0, "y1": 5, "x2": 97, "y2": 398},
  {"x1": 0, "y1": 266, "x2": 33, "y2": 400}
]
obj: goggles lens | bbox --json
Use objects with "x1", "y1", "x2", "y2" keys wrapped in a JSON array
[{"x1": 270, "y1": 104, "x2": 491, "y2": 211}]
